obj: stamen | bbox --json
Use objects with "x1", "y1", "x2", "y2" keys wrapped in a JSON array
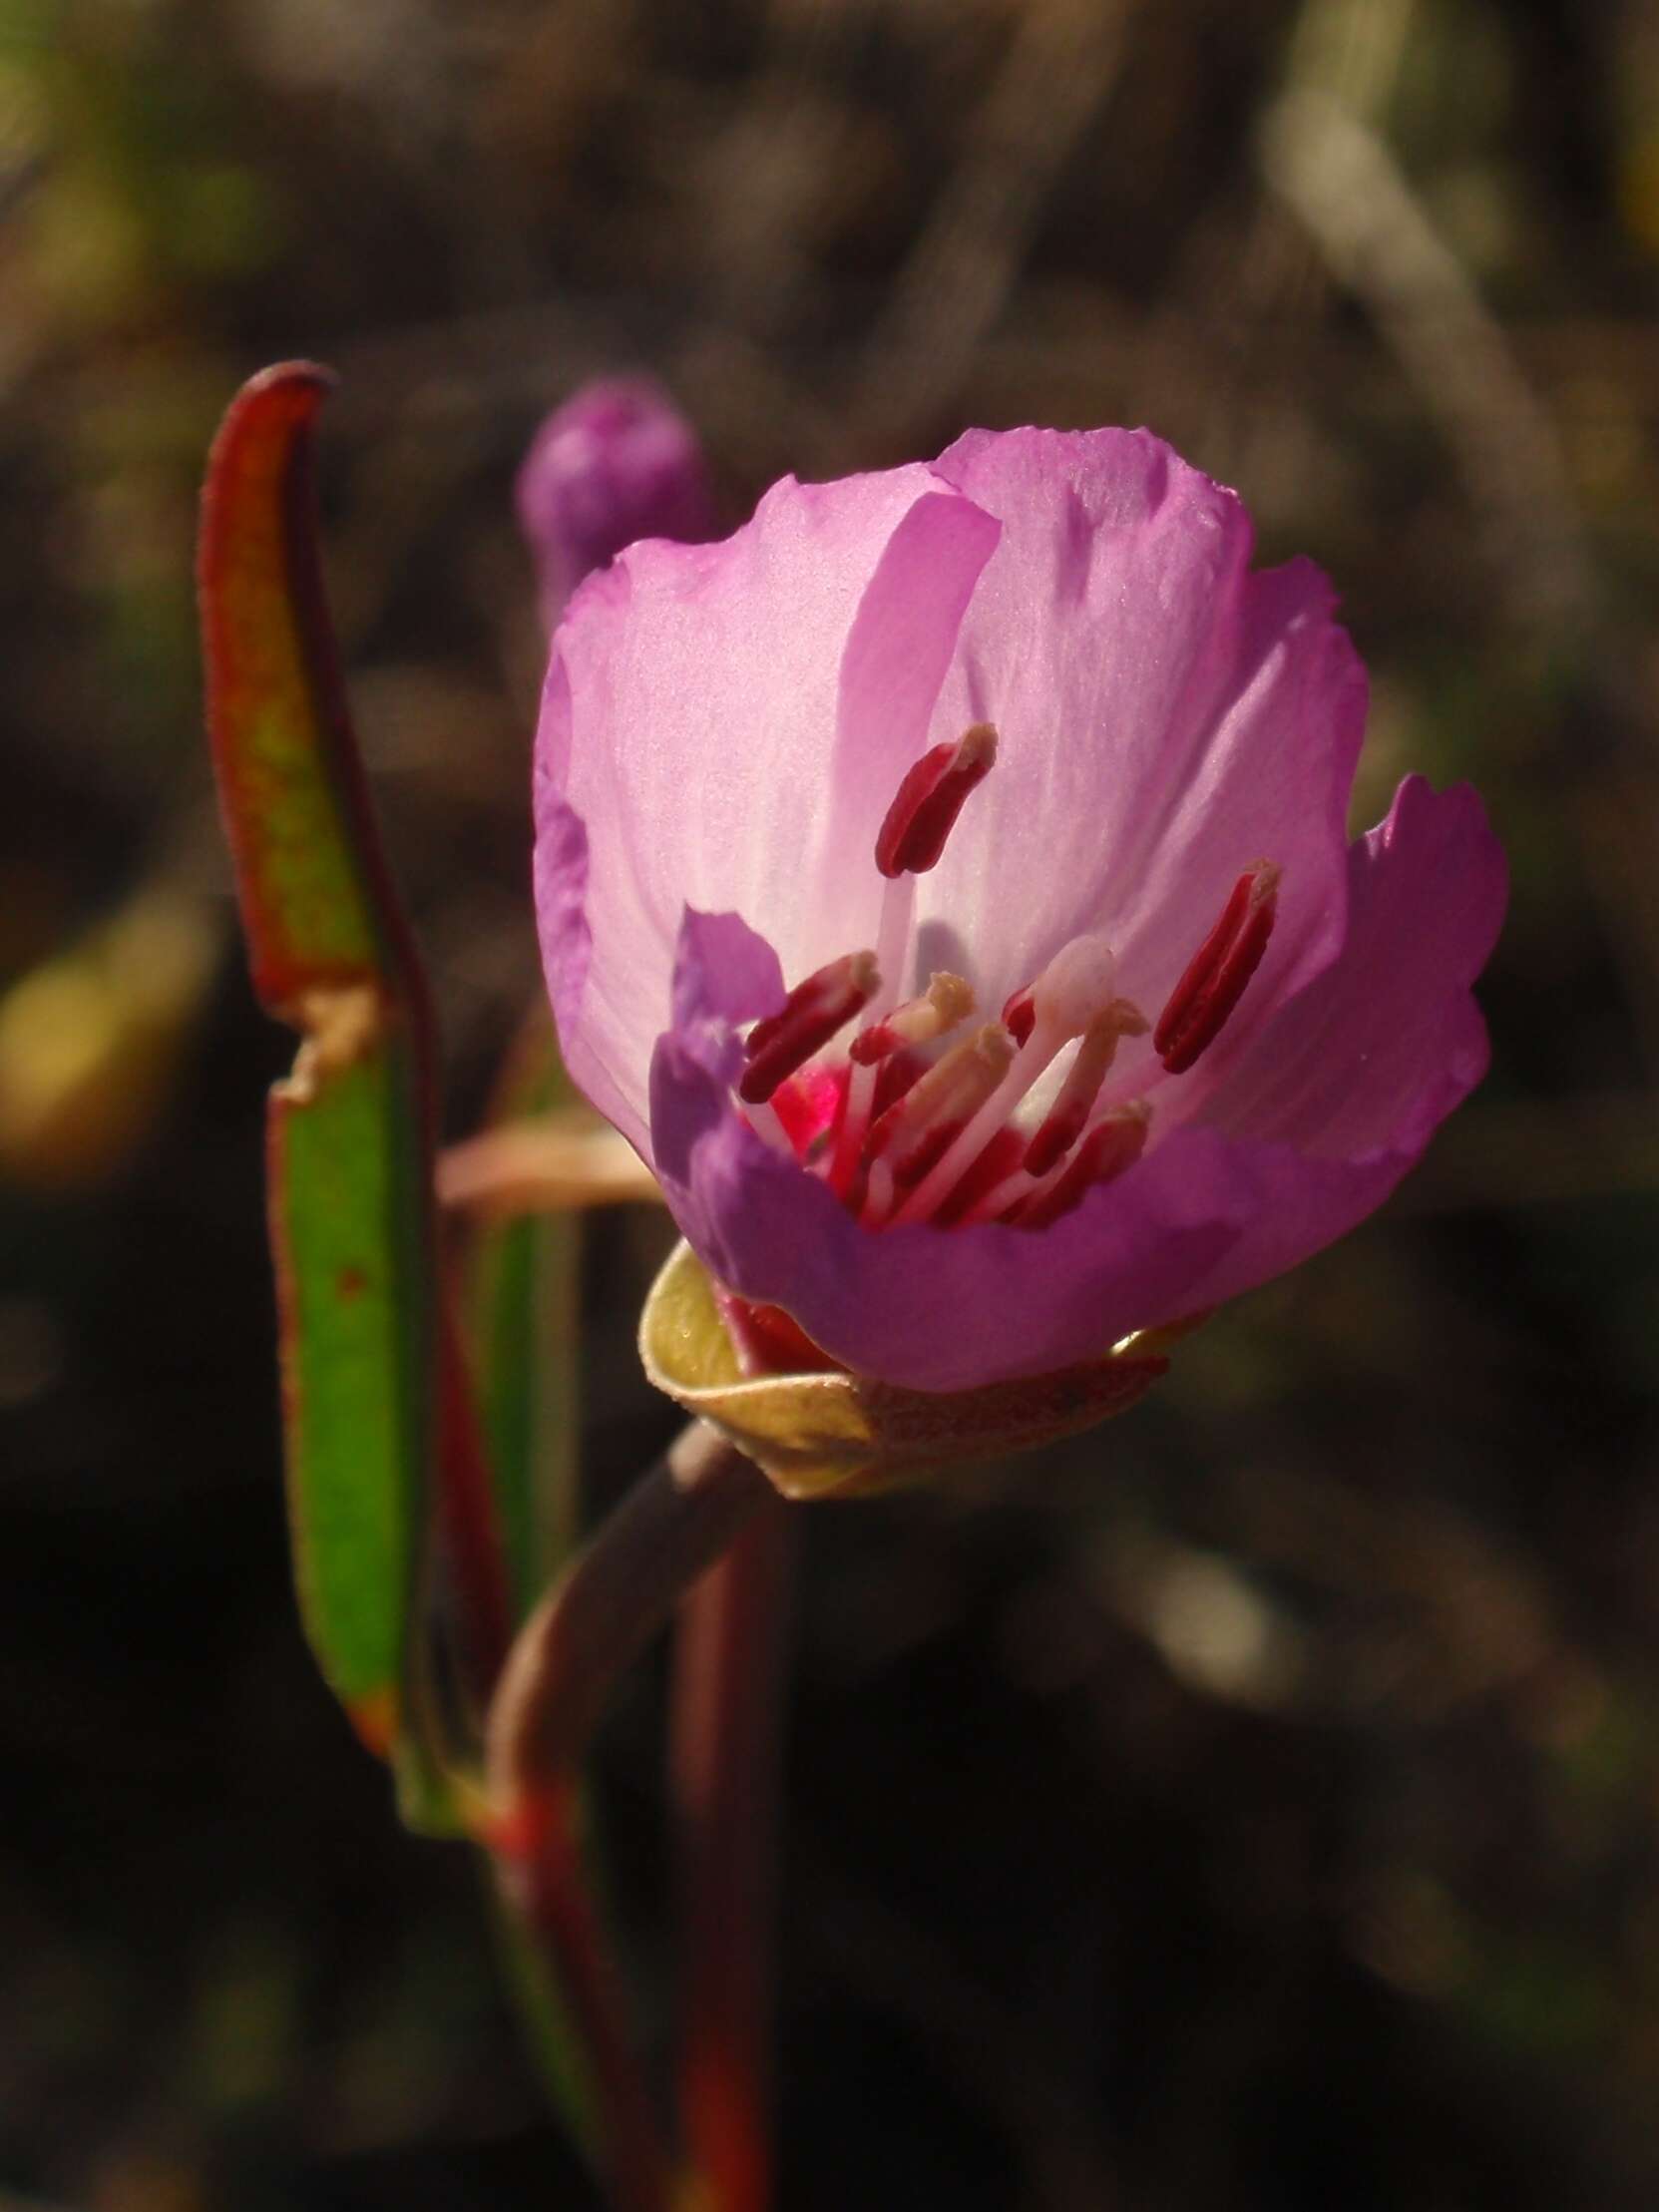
[
  {"x1": 849, "y1": 971, "x2": 974, "y2": 1065},
  {"x1": 831, "y1": 871, "x2": 916, "y2": 1190},
  {"x1": 1154, "y1": 861, "x2": 1280, "y2": 1075},
  {"x1": 1001, "y1": 932, "x2": 1119, "y2": 1055},
  {"x1": 889, "y1": 933, "x2": 1127, "y2": 1227},
  {"x1": 1014, "y1": 1104, "x2": 1151, "y2": 1229},
  {"x1": 1022, "y1": 1000, "x2": 1149, "y2": 1176},
  {"x1": 862, "y1": 1024, "x2": 1014, "y2": 1214},
  {"x1": 875, "y1": 722, "x2": 998, "y2": 878},
  {"x1": 739, "y1": 950, "x2": 878, "y2": 1105}
]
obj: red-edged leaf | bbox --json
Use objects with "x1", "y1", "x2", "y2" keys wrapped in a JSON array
[{"x1": 200, "y1": 363, "x2": 510, "y2": 1777}]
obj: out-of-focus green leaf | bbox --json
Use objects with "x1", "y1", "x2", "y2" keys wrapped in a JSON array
[
  {"x1": 459, "y1": 1015, "x2": 597, "y2": 2150},
  {"x1": 199, "y1": 364, "x2": 508, "y2": 1789},
  {"x1": 463, "y1": 1014, "x2": 583, "y2": 1624}
]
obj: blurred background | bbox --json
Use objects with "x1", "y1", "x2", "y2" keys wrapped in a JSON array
[{"x1": 3, "y1": 0, "x2": 1658, "y2": 2204}]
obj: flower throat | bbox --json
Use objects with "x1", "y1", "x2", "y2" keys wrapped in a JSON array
[{"x1": 736, "y1": 726, "x2": 1280, "y2": 1234}]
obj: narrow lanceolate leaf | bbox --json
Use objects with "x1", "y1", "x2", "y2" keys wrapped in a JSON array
[
  {"x1": 463, "y1": 1012, "x2": 583, "y2": 1626},
  {"x1": 200, "y1": 363, "x2": 509, "y2": 1781}
]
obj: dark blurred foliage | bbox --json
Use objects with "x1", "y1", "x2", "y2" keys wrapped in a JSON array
[{"x1": 3, "y1": 0, "x2": 1659, "y2": 2204}]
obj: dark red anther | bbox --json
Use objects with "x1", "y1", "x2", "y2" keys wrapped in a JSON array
[
  {"x1": 1001, "y1": 985, "x2": 1036, "y2": 1048},
  {"x1": 1023, "y1": 1095, "x2": 1092, "y2": 1180},
  {"x1": 1014, "y1": 1106, "x2": 1150, "y2": 1229},
  {"x1": 848, "y1": 972, "x2": 973, "y2": 1066},
  {"x1": 875, "y1": 722, "x2": 997, "y2": 878},
  {"x1": 1153, "y1": 862, "x2": 1280, "y2": 1075},
  {"x1": 739, "y1": 951, "x2": 878, "y2": 1105}
]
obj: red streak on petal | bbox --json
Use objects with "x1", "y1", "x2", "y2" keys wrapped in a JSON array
[
  {"x1": 739, "y1": 951, "x2": 877, "y2": 1104},
  {"x1": 1153, "y1": 863, "x2": 1280, "y2": 1075},
  {"x1": 875, "y1": 722, "x2": 997, "y2": 878}
]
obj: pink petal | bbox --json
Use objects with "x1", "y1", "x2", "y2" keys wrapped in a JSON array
[
  {"x1": 1157, "y1": 774, "x2": 1505, "y2": 1311},
  {"x1": 537, "y1": 467, "x2": 997, "y2": 1152},
  {"x1": 918, "y1": 428, "x2": 1364, "y2": 1028},
  {"x1": 825, "y1": 490, "x2": 1002, "y2": 923},
  {"x1": 1191, "y1": 773, "x2": 1503, "y2": 1156}
]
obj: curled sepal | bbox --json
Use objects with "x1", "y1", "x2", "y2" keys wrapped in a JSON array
[{"x1": 639, "y1": 1241, "x2": 1169, "y2": 1502}]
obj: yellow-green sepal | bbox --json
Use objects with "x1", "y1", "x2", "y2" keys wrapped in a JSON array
[{"x1": 639, "y1": 1239, "x2": 1171, "y2": 1501}]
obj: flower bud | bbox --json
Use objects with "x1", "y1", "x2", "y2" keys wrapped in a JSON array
[{"x1": 516, "y1": 377, "x2": 719, "y2": 627}]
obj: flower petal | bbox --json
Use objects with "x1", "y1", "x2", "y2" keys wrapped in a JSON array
[
  {"x1": 1190, "y1": 774, "x2": 1503, "y2": 1155},
  {"x1": 827, "y1": 489, "x2": 1002, "y2": 897},
  {"x1": 919, "y1": 428, "x2": 1364, "y2": 1028},
  {"x1": 536, "y1": 467, "x2": 998, "y2": 1154},
  {"x1": 1158, "y1": 774, "x2": 1505, "y2": 1309}
]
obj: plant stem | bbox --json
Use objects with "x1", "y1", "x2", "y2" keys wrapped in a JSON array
[
  {"x1": 493, "y1": 1778, "x2": 669, "y2": 2212},
  {"x1": 671, "y1": 1491, "x2": 796, "y2": 2212},
  {"x1": 486, "y1": 1422, "x2": 774, "y2": 2207},
  {"x1": 489, "y1": 1422, "x2": 772, "y2": 1785}
]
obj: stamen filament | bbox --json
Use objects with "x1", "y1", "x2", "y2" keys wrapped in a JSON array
[
  {"x1": 831, "y1": 871, "x2": 916, "y2": 1189},
  {"x1": 890, "y1": 935, "x2": 1131, "y2": 1226},
  {"x1": 887, "y1": 1026, "x2": 1051, "y2": 1226},
  {"x1": 863, "y1": 1024, "x2": 1014, "y2": 1224},
  {"x1": 1022, "y1": 1000, "x2": 1148, "y2": 1176},
  {"x1": 1013, "y1": 1103, "x2": 1151, "y2": 1228},
  {"x1": 850, "y1": 972, "x2": 974, "y2": 1065}
]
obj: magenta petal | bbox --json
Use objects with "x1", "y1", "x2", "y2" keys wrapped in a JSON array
[
  {"x1": 1162, "y1": 775, "x2": 1505, "y2": 1311},
  {"x1": 1193, "y1": 774, "x2": 1504, "y2": 1156}
]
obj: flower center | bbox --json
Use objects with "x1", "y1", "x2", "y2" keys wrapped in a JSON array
[{"x1": 735, "y1": 731, "x2": 1281, "y2": 1232}]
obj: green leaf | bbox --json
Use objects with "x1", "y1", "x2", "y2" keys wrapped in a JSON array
[
  {"x1": 267, "y1": 1037, "x2": 428, "y2": 1748},
  {"x1": 463, "y1": 1015, "x2": 583, "y2": 1623},
  {"x1": 199, "y1": 364, "x2": 509, "y2": 1784}
]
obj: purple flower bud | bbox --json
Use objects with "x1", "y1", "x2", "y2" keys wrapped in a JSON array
[{"x1": 516, "y1": 377, "x2": 719, "y2": 628}]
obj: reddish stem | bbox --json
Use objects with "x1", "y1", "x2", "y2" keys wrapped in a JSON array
[
  {"x1": 497, "y1": 1782, "x2": 671, "y2": 2212},
  {"x1": 671, "y1": 1487, "x2": 797, "y2": 2212},
  {"x1": 437, "y1": 1298, "x2": 514, "y2": 1703}
]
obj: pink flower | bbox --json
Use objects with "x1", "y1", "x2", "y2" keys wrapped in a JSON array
[
  {"x1": 534, "y1": 428, "x2": 1504, "y2": 1393},
  {"x1": 517, "y1": 377, "x2": 719, "y2": 626}
]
